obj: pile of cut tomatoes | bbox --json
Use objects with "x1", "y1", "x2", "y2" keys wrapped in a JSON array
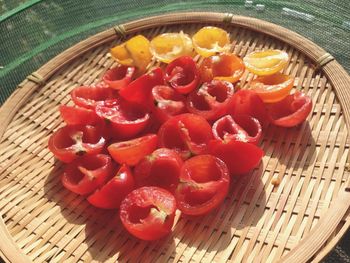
[{"x1": 48, "y1": 27, "x2": 312, "y2": 241}]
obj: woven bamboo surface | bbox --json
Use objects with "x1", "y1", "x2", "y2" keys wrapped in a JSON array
[{"x1": 0, "y1": 12, "x2": 349, "y2": 263}]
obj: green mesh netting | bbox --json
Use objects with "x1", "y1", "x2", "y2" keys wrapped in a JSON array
[{"x1": 0, "y1": 0, "x2": 349, "y2": 106}]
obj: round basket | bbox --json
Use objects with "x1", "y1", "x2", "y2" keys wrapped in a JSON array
[{"x1": 0, "y1": 12, "x2": 349, "y2": 263}]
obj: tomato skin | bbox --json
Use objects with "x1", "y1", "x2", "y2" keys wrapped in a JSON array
[
  {"x1": 151, "y1": 85, "x2": 187, "y2": 123},
  {"x1": 267, "y1": 91, "x2": 312, "y2": 127},
  {"x1": 102, "y1": 65, "x2": 136, "y2": 90},
  {"x1": 61, "y1": 154, "x2": 113, "y2": 195},
  {"x1": 249, "y1": 73, "x2": 294, "y2": 103},
  {"x1": 119, "y1": 67, "x2": 164, "y2": 108},
  {"x1": 108, "y1": 134, "x2": 158, "y2": 166},
  {"x1": 134, "y1": 148, "x2": 183, "y2": 192},
  {"x1": 228, "y1": 89, "x2": 269, "y2": 127},
  {"x1": 175, "y1": 154, "x2": 229, "y2": 215},
  {"x1": 59, "y1": 105, "x2": 101, "y2": 125},
  {"x1": 158, "y1": 113, "x2": 213, "y2": 159},
  {"x1": 165, "y1": 56, "x2": 200, "y2": 94},
  {"x1": 95, "y1": 99, "x2": 150, "y2": 139},
  {"x1": 212, "y1": 114, "x2": 262, "y2": 145},
  {"x1": 186, "y1": 80, "x2": 235, "y2": 120},
  {"x1": 120, "y1": 186, "x2": 176, "y2": 241},
  {"x1": 71, "y1": 84, "x2": 118, "y2": 109},
  {"x1": 200, "y1": 53, "x2": 244, "y2": 83},
  {"x1": 48, "y1": 125, "x2": 106, "y2": 163},
  {"x1": 87, "y1": 164, "x2": 135, "y2": 209},
  {"x1": 209, "y1": 139, "x2": 264, "y2": 176}
]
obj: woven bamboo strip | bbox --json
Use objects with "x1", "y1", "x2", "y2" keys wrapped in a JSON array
[{"x1": 0, "y1": 12, "x2": 349, "y2": 263}]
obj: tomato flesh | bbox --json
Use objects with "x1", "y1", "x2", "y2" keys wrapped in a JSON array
[
  {"x1": 120, "y1": 186, "x2": 176, "y2": 240},
  {"x1": 108, "y1": 134, "x2": 158, "y2": 166},
  {"x1": 102, "y1": 65, "x2": 136, "y2": 90},
  {"x1": 187, "y1": 80, "x2": 235, "y2": 120},
  {"x1": 119, "y1": 67, "x2": 164, "y2": 108},
  {"x1": 71, "y1": 84, "x2": 117, "y2": 109},
  {"x1": 267, "y1": 91, "x2": 312, "y2": 127},
  {"x1": 61, "y1": 154, "x2": 113, "y2": 195},
  {"x1": 95, "y1": 98, "x2": 150, "y2": 139},
  {"x1": 158, "y1": 113, "x2": 213, "y2": 159},
  {"x1": 165, "y1": 56, "x2": 200, "y2": 94},
  {"x1": 200, "y1": 53, "x2": 244, "y2": 83},
  {"x1": 48, "y1": 125, "x2": 106, "y2": 163},
  {"x1": 212, "y1": 114, "x2": 262, "y2": 145},
  {"x1": 59, "y1": 105, "x2": 101, "y2": 126},
  {"x1": 249, "y1": 73, "x2": 294, "y2": 103},
  {"x1": 209, "y1": 139, "x2": 264, "y2": 176},
  {"x1": 87, "y1": 164, "x2": 135, "y2": 209},
  {"x1": 134, "y1": 148, "x2": 183, "y2": 192},
  {"x1": 175, "y1": 154, "x2": 230, "y2": 215},
  {"x1": 152, "y1": 85, "x2": 186, "y2": 123}
]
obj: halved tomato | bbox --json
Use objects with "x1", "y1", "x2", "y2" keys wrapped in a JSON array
[
  {"x1": 61, "y1": 154, "x2": 113, "y2": 195},
  {"x1": 102, "y1": 65, "x2": 135, "y2": 90},
  {"x1": 175, "y1": 154, "x2": 230, "y2": 215},
  {"x1": 59, "y1": 105, "x2": 101, "y2": 126},
  {"x1": 48, "y1": 125, "x2": 105, "y2": 163}
]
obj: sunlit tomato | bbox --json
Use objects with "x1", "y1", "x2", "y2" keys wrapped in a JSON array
[
  {"x1": 110, "y1": 35, "x2": 152, "y2": 72},
  {"x1": 175, "y1": 154, "x2": 229, "y2": 215},
  {"x1": 212, "y1": 114, "x2": 262, "y2": 145},
  {"x1": 61, "y1": 154, "x2": 113, "y2": 195},
  {"x1": 102, "y1": 65, "x2": 135, "y2": 90},
  {"x1": 71, "y1": 84, "x2": 117, "y2": 109},
  {"x1": 267, "y1": 91, "x2": 312, "y2": 127},
  {"x1": 152, "y1": 85, "x2": 186, "y2": 123},
  {"x1": 228, "y1": 89, "x2": 269, "y2": 127},
  {"x1": 120, "y1": 186, "x2": 176, "y2": 240},
  {"x1": 186, "y1": 80, "x2": 235, "y2": 120},
  {"x1": 209, "y1": 139, "x2": 264, "y2": 176},
  {"x1": 249, "y1": 73, "x2": 294, "y2": 103},
  {"x1": 48, "y1": 125, "x2": 105, "y2": 163},
  {"x1": 150, "y1": 32, "x2": 194, "y2": 63},
  {"x1": 192, "y1": 26, "x2": 230, "y2": 57},
  {"x1": 59, "y1": 105, "x2": 101, "y2": 126},
  {"x1": 158, "y1": 114, "x2": 213, "y2": 159},
  {"x1": 119, "y1": 67, "x2": 164, "y2": 108},
  {"x1": 134, "y1": 148, "x2": 183, "y2": 192},
  {"x1": 243, "y1": 49, "x2": 289, "y2": 76},
  {"x1": 164, "y1": 56, "x2": 199, "y2": 94},
  {"x1": 87, "y1": 164, "x2": 135, "y2": 209},
  {"x1": 95, "y1": 99, "x2": 150, "y2": 139},
  {"x1": 200, "y1": 53, "x2": 244, "y2": 83},
  {"x1": 108, "y1": 134, "x2": 158, "y2": 166}
]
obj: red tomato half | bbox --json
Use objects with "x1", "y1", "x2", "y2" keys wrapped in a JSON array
[
  {"x1": 152, "y1": 85, "x2": 186, "y2": 123},
  {"x1": 48, "y1": 125, "x2": 105, "y2": 163},
  {"x1": 134, "y1": 148, "x2": 183, "y2": 192},
  {"x1": 87, "y1": 164, "x2": 135, "y2": 209},
  {"x1": 119, "y1": 67, "x2": 164, "y2": 108},
  {"x1": 59, "y1": 105, "x2": 101, "y2": 125},
  {"x1": 61, "y1": 154, "x2": 113, "y2": 195},
  {"x1": 228, "y1": 89, "x2": 269, "y2": 127},
  {"x1": 95, "y1": 99, "x2": 150, "y2": 139},
  {"x1": 108, "y1": 134, "x2": 158, "y2": 166},
  {"x1": 120, "y1": 186, "x2": 176, "y2": 241},
  {"x1": 102, "y1": 65, "x2": 136, "y2": 90},
  {"x1": 186, "y1": 80, "x2": 235, "y2": 120},
  {"x1": 212, "y1": 114, "x2": 262, "y2": 145},
  {"x1": 175, "y1": 155, "x2": 229, "y2": 215},
  {"x1": 165, "y1": 56, "x2": 200, "y2": 94},
  {"x1": 158, "y1": 113, "x2": 213, "y2": 159},
  {"x1": 71, "y1": 84, "x2": 117, "y2": 109},
  {"x1": 267, "y1": 91, "x2": 312, "y2": 127},
  {"x1": 200, "y1": 53, "x2": 244, "y2": 83},
  {"x1": 209, "y1": 139, "x2": 264, "y2": 176}
]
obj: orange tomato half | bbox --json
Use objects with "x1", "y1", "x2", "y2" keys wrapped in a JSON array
[{"x1": 249, "y1": 73, "x2": 294, "y2": 103}]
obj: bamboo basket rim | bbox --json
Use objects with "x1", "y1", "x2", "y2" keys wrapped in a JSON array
[{"x1": 0, "y1": 12, "x2": 349, "y2": 263}]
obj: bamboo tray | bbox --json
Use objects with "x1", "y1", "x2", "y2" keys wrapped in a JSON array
[{"x1": 0, "y1": 12, "x2": 349, "y2": 263}]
